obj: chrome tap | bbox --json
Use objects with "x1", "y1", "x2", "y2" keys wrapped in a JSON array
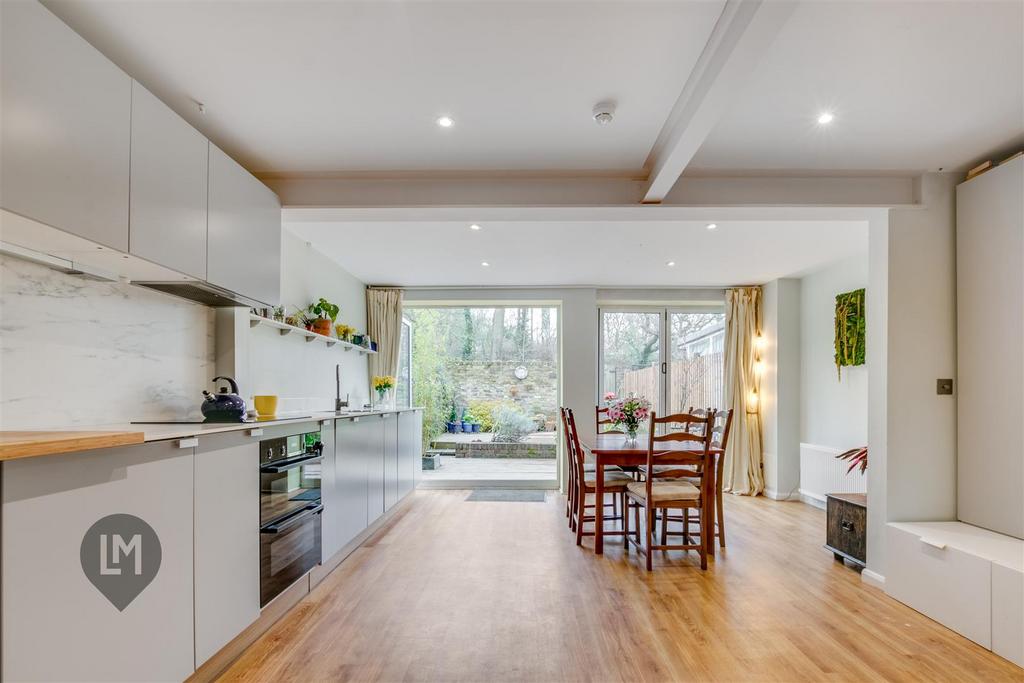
[{"x1": 335, "y1": 364, "x2": 349, "y2": 411}]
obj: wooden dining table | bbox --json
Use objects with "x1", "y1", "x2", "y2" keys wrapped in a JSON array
[{"x1": 580, "y1": 433, "x2": 725, "y2": 557}]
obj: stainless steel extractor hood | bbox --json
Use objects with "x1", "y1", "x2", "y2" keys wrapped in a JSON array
[{"x1": 132, "y1": 279, "x2": 266, "y2": 308}]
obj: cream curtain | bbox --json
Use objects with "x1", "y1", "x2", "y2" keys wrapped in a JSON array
[
  {"x1": 366, "y1": 288, "x2": 404, "y2": 383},
  {"x1": 722, "y1": 286, "x2": 765, "y2": 496}
]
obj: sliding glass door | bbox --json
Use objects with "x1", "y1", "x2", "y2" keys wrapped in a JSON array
[
  {"x1": 599, "y1": 307, "x2": 725, "y2": 422},
  {"x1": 599, "y1": 309, "x2": 664, "y2": 416}
]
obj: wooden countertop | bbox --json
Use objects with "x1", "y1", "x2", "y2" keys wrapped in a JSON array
[{"x1": 0, "y1": 430, "x2": 145, "y2": 461}]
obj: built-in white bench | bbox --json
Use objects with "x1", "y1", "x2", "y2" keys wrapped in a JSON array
[{"x1": 887, "y1": 521, "x2": 1024, "y2": 667}]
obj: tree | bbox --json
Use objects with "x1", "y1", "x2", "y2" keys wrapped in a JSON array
[
  {"x1": 489, "y1": 308, "x2": 505, "y2": 360},
  {"x1": 462, "y1": 308, "x2": 474, "y2": 359}
]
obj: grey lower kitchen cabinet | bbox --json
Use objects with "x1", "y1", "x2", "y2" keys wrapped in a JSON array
[
  {"x1": 129, "y1": 81, "x2": 210, "y2": 279},
  {"x1": 364, "y1": 417, "x2": 387, "y2": 525},
  {"x1": 1, "y1": 440, "x2": 196, "y2": 682},
  {"x1": 397, "y1": 410, "x2": 422, "y2": 499},
  {"x1": 383, "y1": 413, "x2": 399, "y2": 510},
  {"x1": 207, "y1": 144, "x2": 282, "y2": 306},
  {"x1": 332, "y1": 417, "x2": 370, "y2": 553},
  {"x1": 319, "y1": 419, "x2": 343, "y2": 561},
  {"x1": 1, "y1": 0, "x2": 131, "y2": 251},
  {"x1": 194, "y1": 431, "x2": 261, "y2": 668}
]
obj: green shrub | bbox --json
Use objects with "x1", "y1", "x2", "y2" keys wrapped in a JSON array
[
  {"x1": 492, "y1": 406, "x2": 536, "y2": 443},
  {"x1": 466, "y1": 399, "x2": 508, "y2": 432}
]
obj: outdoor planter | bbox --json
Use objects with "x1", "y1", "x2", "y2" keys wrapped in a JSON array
[
  {"x1": 471, "y1": 423, "x2": 481, "y2": 432},
  {"x1": 447, "y1": 421, "x2": 461, "y2": 433},
  {"x1": 422, "y1": 453, "x2": 441, "y2": 470},
  {"x1": 461, "y1": 421, "x2": 472, "y2": 432}
]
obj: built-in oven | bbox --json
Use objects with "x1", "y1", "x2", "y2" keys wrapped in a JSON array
[{"x1": 259, "y1": 430, "x2": 323, "y2": 607}]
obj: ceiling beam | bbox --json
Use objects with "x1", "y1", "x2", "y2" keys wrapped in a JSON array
[
  {"x1": 267, "y1": 172, "x2": 918, "y2": 210},
  {"x1": 641, "y1": 0, "x2": 799, "y2": 203}
]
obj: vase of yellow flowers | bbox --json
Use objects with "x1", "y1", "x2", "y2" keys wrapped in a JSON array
[{"x1": 372, "y1": 375, "x2": 395, "y2": 408}]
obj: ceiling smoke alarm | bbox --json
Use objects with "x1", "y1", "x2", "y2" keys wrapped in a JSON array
[{"x1": 593, "y1": 101, "x2": 616, "y2": 125}]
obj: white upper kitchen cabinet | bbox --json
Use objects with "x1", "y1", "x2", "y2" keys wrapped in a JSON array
[
  {"x1": 0, "y1": 0, "x2": 131, "y2": 251},
  {"x1": 129, "y1": 81, "x2": 209, "y2": 279},
  {"x1": 207, "y1": 144, "x2": 282, "y2": 306}
]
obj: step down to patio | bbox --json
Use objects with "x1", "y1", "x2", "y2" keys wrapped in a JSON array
[{"x1": 425, "y1": 448, "x2": 456, "y2": 456}]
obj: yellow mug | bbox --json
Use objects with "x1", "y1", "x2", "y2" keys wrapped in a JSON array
[{"x1": 253, "y1": 395, "x2": 278, "y2": 417}]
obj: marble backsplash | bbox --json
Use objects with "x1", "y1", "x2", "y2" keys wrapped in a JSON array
[{"x1": 0, "y1": 255, "x2": 215, "y2": 428}]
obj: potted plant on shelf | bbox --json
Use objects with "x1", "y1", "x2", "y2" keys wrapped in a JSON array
[
  {"x1": 307, "y1": 298, "x2": 340, "y2": 337},
  {"x1": 372, "y1": 375, "x2": 395, "y2": 408},
  {"x1": 334, "y1": 323, "x2": 355, "y2": 342},
  {"x1": 272, "y1": 306, "x2": 285, "y2": 322}
]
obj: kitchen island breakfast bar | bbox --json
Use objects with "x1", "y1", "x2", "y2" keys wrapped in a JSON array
[{"x1": 0, "y1": 408, "x2": 422, "y2": 682}]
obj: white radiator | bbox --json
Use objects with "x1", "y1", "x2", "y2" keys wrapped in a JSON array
[{"x1": 799, "y1": 443, "x2": 866, "y2": 507}]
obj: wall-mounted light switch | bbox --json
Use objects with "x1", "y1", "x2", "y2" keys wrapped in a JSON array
[{"x1": 937, "y1": 379, "x2": 954, "y2": 395}]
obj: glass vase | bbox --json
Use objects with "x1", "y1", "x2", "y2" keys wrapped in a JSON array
[
  {"x1": 375, "y1": 388, "x2": 393, "y2": 409},
  {"x1": 624, "y1": 426, "x2": 639, "y2": 446}
]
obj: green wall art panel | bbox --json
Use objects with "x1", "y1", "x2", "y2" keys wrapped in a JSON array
[{"x1": 834, "y1": 288, "x2": 866, "y2": 379}]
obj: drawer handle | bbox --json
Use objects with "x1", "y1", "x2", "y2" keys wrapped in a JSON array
[
  {"x1": 178, "y1": 438, "x2": 198, "y2": 449},
  {"x1": 248, "y1": 428, "x2": 264, "y2": 437},
  {"x1": 840, "y1": 521, "x2": 855, "y2": 532},
  {"x1": 920, "y1": 538, "x2": 947, "y2": 550}
]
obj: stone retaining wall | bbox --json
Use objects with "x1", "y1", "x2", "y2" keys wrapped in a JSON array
[{"x1": 431, "y1": 440, "x2": 556, "y2": 459}]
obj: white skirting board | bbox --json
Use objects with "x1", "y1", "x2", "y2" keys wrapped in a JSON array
[{"x1": 799, "y1": 443, "x2": 865, "y2": 504}]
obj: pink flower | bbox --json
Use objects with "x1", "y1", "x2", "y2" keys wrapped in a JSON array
[{"x1": 603, "y1": 391, "x2": 617, "y2": 401}]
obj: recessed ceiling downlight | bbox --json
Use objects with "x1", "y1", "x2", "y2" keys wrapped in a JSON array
[
  {"x1": 481, "y1": 261, "x2": 490, "y2": 267},
  {"x1": 817, "y1": 112, "x2": 834, "y2": 125},
  {"x1": 666, "y1": 261, "x2": 676, "y2": 267},
  {"x1": 470, "y1": 224, "x2": 481, "y2": 231},
  {"x1": 706, "y1": 223, "x2": 718, "y2": 231},
  {"x1": 437, "y1": 116, "x2": 454, "y2": 128}
]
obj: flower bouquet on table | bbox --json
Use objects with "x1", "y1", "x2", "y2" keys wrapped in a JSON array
[
  {"x1": 372, "y1": 375, "x2": 395, "y2": 408},
  {"x1": 604, "y1": 394, "x2": 651, "y2": 445}
]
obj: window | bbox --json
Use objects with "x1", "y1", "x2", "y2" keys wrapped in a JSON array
[
  {"x1": 599, "y1": 307, "x2": 725, "y2": 421},
  {"x1": 395, "y1": 317, "x2": 412, "y2": 408}
]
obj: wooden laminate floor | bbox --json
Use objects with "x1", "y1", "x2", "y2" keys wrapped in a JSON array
[{"x1": 220, "y1": 491, "x2": 1023, "y2": 683}]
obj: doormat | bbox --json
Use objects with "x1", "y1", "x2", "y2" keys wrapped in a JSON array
[{"x1": 465, "y1": 489, "x2": 546, "y2": 503}]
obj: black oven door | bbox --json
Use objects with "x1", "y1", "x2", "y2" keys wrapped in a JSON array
[{"x1": 259, "y1": 503, "x2": 322, "y2": 607}]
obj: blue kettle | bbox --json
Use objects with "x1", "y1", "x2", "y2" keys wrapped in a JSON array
[{"x1": 201, "y1": 376, "x2": 247, "y2": 423}]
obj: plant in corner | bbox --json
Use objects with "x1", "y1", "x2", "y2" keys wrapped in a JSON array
[
  {"x1": 307, "y1": 298, "x2": 340, "y2": 337},
  {"x1": 836, "y1": 446, "x2": 867, "y2": 474}
]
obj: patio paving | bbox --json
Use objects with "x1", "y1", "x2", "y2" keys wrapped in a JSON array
[{"x1": 420, "y1": 455, "x2": 556, "y2": 481}]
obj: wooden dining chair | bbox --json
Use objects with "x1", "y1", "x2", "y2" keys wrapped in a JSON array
[
  {"x1": 566, "y1": 409, "x2": 632, "y2": 547},
  {"x1": 598, "y1": 404, "x2": 646, "y2": 481},
  {"x1": 561, "y1": 407, "x2": 622, "y2": 530},
  {"x1": 624, "y1": 410, "x2": 716, "y2": 570},
  {"x1": 652, "y1": 407, "x2": 734, "y2": 548},
  {"x1": 596, "y1": 405, "x2": 623, "y2": 434}
]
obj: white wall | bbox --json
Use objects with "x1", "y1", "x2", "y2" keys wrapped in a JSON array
[
  {"x1": 865, "y1": 174, "x2": 959, "y2": 584},
  {"x1": 242, "y1": 231, "x2": 369, "y2": 413},
  {"x1": 761, "y1": 278, "x2": 801, "y2": 500},
  {"x1": 800, "y1": 255, "x2": 869, "y2": 450},
  {"x1": 0, "y1": 254, "x2": 214, "y2": 427},
  {"x1": 956, "y1": 157, "x2": 1023, "y2": 539}
]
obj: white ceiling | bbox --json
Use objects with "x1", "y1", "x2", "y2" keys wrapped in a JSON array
[
  {"x1": 690, "y1": 0, "x2": 1024, "y2": 172},
  {"x1": 284, "y1": 219, "x2": 868, "y2": 287},
  {"x1": 44, "y1": 0, "x2": 1023, "y2": 176},
  {"x1": 44, "y1": 0, "x2": 723, "y2": 173}
]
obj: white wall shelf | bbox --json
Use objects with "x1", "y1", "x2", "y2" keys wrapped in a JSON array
[{"x1": 248, "y1": 314, "x2": 376, "y2": 354}]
